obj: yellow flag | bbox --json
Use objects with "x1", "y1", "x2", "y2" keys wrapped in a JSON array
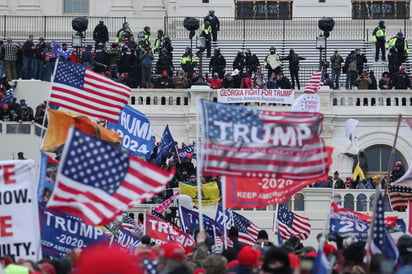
[
  {"x1": 353, "y1": 163, "x2": 366, "y2": 181},
  {"x1": 179, "y1": 181, "x2": 220, "y2": 206},
  {"x1": 42, "y1": 109, "x2": 121, "y2": 152}
]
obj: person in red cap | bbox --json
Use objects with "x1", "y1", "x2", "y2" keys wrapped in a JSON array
[
  {"x1": 227, "y1": 245, "x2": 261, "y2": 274},
  {"x1": 75, "y1": 245, "x2": 142, "y2": 274},
  {"x1": 157, "y1": 242, "x2": 191, "y2": 274},
  {"x1": 154, "y1": 70, "x2": 173, "y2": 88}
]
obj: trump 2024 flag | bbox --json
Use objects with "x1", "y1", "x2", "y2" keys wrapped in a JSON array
[
  {"x1": 50, "y1": 61, "x2": 131, "y2": 122},
  {"x1": 47, "y1": 127, "x2": 175, "y2": 226},
  {"x1": 200, "y1": 99, "x2": 331, "y2": 180}
]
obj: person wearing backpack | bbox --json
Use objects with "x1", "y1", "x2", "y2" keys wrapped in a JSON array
[
  {"x1": 387, "y1": 32, "x2": 409, "y2": 63},
  {"x1": 282, "y1": 49, "x2": 305, "y2": 90}
]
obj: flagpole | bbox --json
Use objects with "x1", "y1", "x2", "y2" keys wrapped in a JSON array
[
  {"x1": 221, "y1": 176, "x2": 228, "y2": 249},
  {"x1": 384, "y1": 114, "x2": 402, "y2": 199},
  {"x1": 274, "y1": 204, "x2": 280, "y2": 246},
  {"x1": 196, "y1": 98, "x2": 204, "y2": 229}
]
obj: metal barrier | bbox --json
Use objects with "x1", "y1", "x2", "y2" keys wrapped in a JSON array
[
  {"x1": 164, "y1": 17, "x2": 410, "y2": 41},
  {"x1": 0, "y1": 16, "x2": 126, "y2": 42}
]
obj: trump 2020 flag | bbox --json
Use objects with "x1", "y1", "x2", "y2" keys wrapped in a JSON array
[
  {"x1": 107, "y1": 104, "x2": 154, "y2": 160},
  {"x1": 276, "y1": 204, "x2": 311, "y2": 241},
  {"x1": 49, "y1": 60, "x2": 131, "y2": 122},
  {"x1": 47, "y1": 127, "x2": 175, "y2": 226},
  {"x1": 200, "y1": 99, "x2": 331, "y2": 180},
  {"x1": 345, "y1": 119, "x2": 359, "y2": 151},
  {"x1": 155, "y1": 125, "x2": 176, "y2": 166}
]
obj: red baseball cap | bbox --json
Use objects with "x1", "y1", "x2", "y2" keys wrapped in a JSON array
[
  {"x1": 158, "y1": 242, "x2": 186, "y2": 261},
  {"x1": 237, "y1": 246, "x2": 261, "y2": 267}
]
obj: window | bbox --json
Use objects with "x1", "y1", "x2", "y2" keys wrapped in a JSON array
[
  {"x1": 64, "y1": 0, "x2": 89, "y2": 14},
  {"x1": 293, "y1": 193, "x2": 305, "y2": 211},
  {"x1": 365, "y1": 145, "x2": 406, "y2": 174},
  {"x1": 352, "y1": 0, "x2": 409, "y2": 19},
  {"x1": 344, "y1": 194, "x2": 354, "y2": 210},
  {"x1": 202, "y1": 0, "x2": 209, "y2": 3}
]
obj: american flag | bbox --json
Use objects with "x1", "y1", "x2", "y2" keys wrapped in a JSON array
[
  {"x1": 49, "y1": 60, "x2": 130, "y2": 122},
  {"x1": 388, "y1": 185, "x2": 412, "y2": 211},
  {"x1": 303, "y1": 70, "x2": 324, "y2": 94},
  {"x1": 369, "y1": 190, "x2": 399, "y2": 263},
  {"x1": 153, "y1": 191, "x2": 179, "y2": 214},
  {"x1": 200, "y1": 99, "x2": 331, "y2": 181},
  {"x1": 47, "y1": 127, "x2": 175, "y2": 226},
  {"x1": 232, "y1": 211, "x2": 260, "y2": 246},
  {"x1": 276, "y1": 204, "x2": 311, "y2": 240},
  {"x1": 121, "y1": 215, "x2": 144, "y2": 237},
  {"x1": 142, "y1": 258, "x2": 157, "y2": 274}
]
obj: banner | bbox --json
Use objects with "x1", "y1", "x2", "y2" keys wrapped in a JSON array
[
  {"x1": 200, "y1": 99, "x2": 332, "y2": 181},
  {"x1": 115, "y1": 227, "x2": 141, "y2": 253},
  {"x1": 179, "y1": 206, "x2": 220, "y2": 240},
  {"x1": 145, "y1": 213, "x2": 195, "y2": 252},
  {"x1": 217, "y1": 89, "x2": 295, "y2": 104},
  {"x1": 0, "y1": 160, "x2": 41, "y2": 261},
  {"x1": 39, "y1": 205, "x2": 106, "y2": 258},
  {"x1": 107, "y1": 104, "x2": 154, "y2": 160},
  {"x1": 226, "y1": 176, "x2": 310, "y2": 208},
  {"x1": 37, "y1": 152, "x2": 59, "y2": 204}
]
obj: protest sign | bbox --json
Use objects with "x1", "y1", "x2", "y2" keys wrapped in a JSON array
[{"x1": 0, "y1": 160, "x2": 41, "y2": 261}]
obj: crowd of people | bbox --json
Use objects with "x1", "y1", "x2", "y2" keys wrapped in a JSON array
[
  {"x1": 0, "y1": 18, "x2": 409, "y2": 91},
  {"x1": 2, "y1": 226, "x2": 412, "y2": 273}
]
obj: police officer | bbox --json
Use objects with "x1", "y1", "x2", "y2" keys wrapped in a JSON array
[
  {"x1": 143, "y1": 26, "x2": 151, "y2": 47},
  {"x1": 199, "y1": 18, "x2": 212, "y2": 58},
  {"x1": 180, "y1": 47, "x2": 197, "y2": 78},
  {"x1": 93, "y1": 43, "x2": 108, "y2": 74},
  {"x1": 372, "y1": 20, "x2": 386, "y2": 62},
  {"x1": 264, "y1": 47, "x2": 282, "y2": 78},
  {"x1": 209, "y1": 47, "x2": 226, "y2": 79},
  {"x1": 245, "y1": 49, "x2": 260, "y2": 75},
  {"x1": 93, "y1": 20, "x2": 109, "y2": 47},
  {"x1": 387, "y1": 32, "x2": 409, "y2": 62},
  {"x1": 233, "y1": 50, "x2": 245, "y2": 74},
  {"x1": 153, "y1": 29, "x2": 164, "y2": 54},
  {"x1": 116, "y1": 22, "x2": 133, "y2": 43},
  {"x1": 207, "y1": 10, "x2": 220, "y2": 47}
]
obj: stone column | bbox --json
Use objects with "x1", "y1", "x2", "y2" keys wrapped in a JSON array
[
  {"x1": 17, "y1": 0, "x2": 41, "y2": 15},
  {"x1": 110, "y1": 0, "x2": 135, "y2": 15}
]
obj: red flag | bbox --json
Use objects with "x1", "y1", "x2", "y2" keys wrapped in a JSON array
[
  {"x1": 145, "y1": 213, "x2": 195, "y2": 252},
  {"x1": 303, "y1": 70, "x2": 324, "y2": 94},
  {"x1": 200, "y1": 99, "x2": 332, "y2": 181},
  {"x1": 47, "y1": 127, "x2": 175, "y2": 226},
  {"x1": 49, "y1": 61, "x2": 130, "y2": 122},
  {"x1": 226, "y1": 176, "x2": 314, "y2": 208}
]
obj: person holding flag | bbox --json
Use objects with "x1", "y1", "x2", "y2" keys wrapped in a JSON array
[{"x1": 341, "y1": 150, "x2": 368, "y2": 181}]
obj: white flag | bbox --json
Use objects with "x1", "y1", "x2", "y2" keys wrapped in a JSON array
[{"x1": 345, "y1": 119, "x2": 359, "y2": 151}]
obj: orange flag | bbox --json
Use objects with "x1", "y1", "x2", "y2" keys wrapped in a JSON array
[{"x1": 41, "y1": 109, "x2": 121, "y2": 152}]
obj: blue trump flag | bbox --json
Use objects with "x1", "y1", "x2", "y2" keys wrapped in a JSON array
[
  {"x1": 37, "y1": 151, "x2": 59, "y2": 204},
  {"x1": 155, "y1": 125, "x2": 176, "y2": 166},
  {"x1": 52, "y1": 40, "x2": 73, "y2": 59},
  {"x1": 107, "y1": 104, "x2": 154, "y2": 160},
  {"x1": 179, "y1": 206, "x2": 221, "y2": 241},
  {"x1": 39, "y1": 204, "x2": 107, "y2": 258}
]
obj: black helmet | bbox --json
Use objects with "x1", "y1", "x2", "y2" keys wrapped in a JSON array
[
  {"x1": 144, "y1": 26, "x2": 151, "y2": 34},
  {"x1": 209, "y1": 10, "x2": 215, "y2": 16},
  {"x1": 157, "y1": 29, "x2": 164, "y2": 37},
  {"x1": 237, "y1": 50, "x2": 243, "y2": 57},
  {"x1": 270, "y1": 47, "x2": 276, "y2": 54},
  {"x1": 185, "y1": 47, "x2": 191, "y2": 54},
  {"x1": 164, "y1": 36, "x2": 170, "y2": 42},
  {"x1": 379, "y1": 20, "x2": 385, "y2": 27},
  {"x1": 123, "y1": 22, "x2": 129, "y2": 28},
  {"x1": 245, "y1": 49, "x2": 251, "y2": 56},
  {"x1": 397, "y1": 32, "x2": 404, "y2": 38},
  {"x1": 214, "y1": 48, "x2": 220, "y2": 56},
  {"x1": 204, "y1": 16, "x2": 210, "y2": 23}
]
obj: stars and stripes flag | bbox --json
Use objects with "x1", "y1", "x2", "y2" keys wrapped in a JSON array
[
  {"x1": 153, "y1": 191, "x2": 179, "y2": 214},
  {"x1": 276, "y1": 204, "x2": 311, "y2": 241},
  {"x1": 121, "y1": 215, "x2": 144, "y2": 237},
  {"x1": 47, "y1": 127, "x2": 175, "y2": 226},
  {"x1": 49, "y1": 61, "x2": 130, "y2": 122},
  {"x1": 200, "y1": 99, "x2": 332, "y2": 181},
  {"x1": 231, "y1": 211, "x2": 260, "y2": 246},
  {"x1": 303, "y1": 70, "x2": 323, "y2": 94},
  {"x1": 368, "y1": 189, "x2": 399, "y2": 263},
  {"x1": 388, "y1": 119, "x2": 412, "y2": 211}
]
